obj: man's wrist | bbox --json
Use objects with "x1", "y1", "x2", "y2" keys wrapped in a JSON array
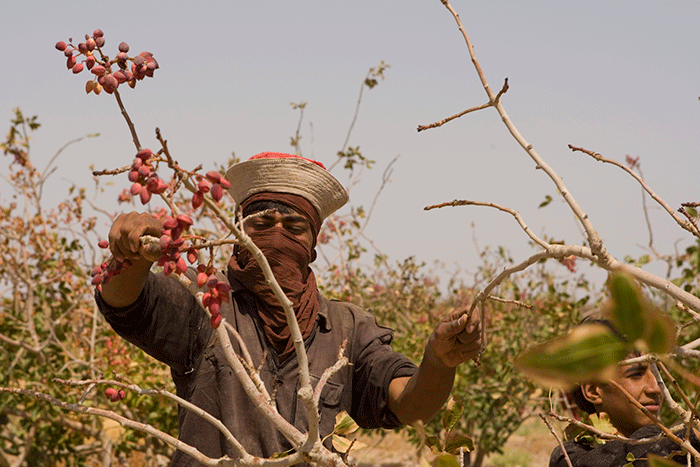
[{"x1": 424, "y1": 336, "x2": 457, "y2": 371}]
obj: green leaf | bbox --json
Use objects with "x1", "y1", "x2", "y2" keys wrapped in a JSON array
[
  {"x1": 331, "y1": 434, "x2": 366, "y2": 453},
  {"x1": 441, "y1": 398, "x2": 464, "y2": 434},
  {"x1": 607, "y1": 272, "x2": 646, "y2": 343},
  {"x1": 538, "y1": 195, "x2": 553, "y2": 208},
  {"x1": 333, "y1": 411, "x2": 359, "y2": 435},
  {"x1": 331, "y1": 434, "x2": 352, "y2": 453},
  {"x1": 444, "y1": 434, "x2": 474, "y2": 454},
  {"x1": 515, "y1": 323, "x2": 629, "y2": 388},
  {"x1": 588, "y1": 413, "x2": 617, "y2": 436},
  {"x1": 564, "y1": 422, "x2": 586, "y2": 442},
  {"x1": 606, "y1": 272, "x2": 676, "y2": 354},
  {"x1": 431, "y1": 453, "x2": 461, "y2": 467},
  {"x1": 643, "y1": 310, "x2": 677, "y2": 354},
  {"x1": 425, "y1": 435, "x2": 443, "y2": 453},
  {"x1": 647, "y1": 453, "x2": 684, "y2": 467},
  {"x1": 575, "y1": 434, "x2": 598, "y2": 446},
  {"x1": 686, "y1": 207, "x2": 698, "y2": 218}
]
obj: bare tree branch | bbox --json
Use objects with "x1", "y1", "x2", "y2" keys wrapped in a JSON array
[{"x1": 568, "y1": 145, "x2": 700, "y2": 239}]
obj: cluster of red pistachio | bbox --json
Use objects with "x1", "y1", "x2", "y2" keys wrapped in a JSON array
[
  {"x1": 61, "y1": 32, "x2": 234, "y2": 331},
  {"x1": 91, "y1": 247, "x2": 130, "y2": 290},
  {"x1": 158, "y1": 214, "x2": 195, "y2": 276},
  {"x1": 197, "y1": 272, "x2": 231, "y2": 329},
  {"x1": 192, "y1": 171, "x2": 232, "y2": 209},
  {"x1": 104, "y1": 387, "x2": 126, "y2": 402},
  {"x1": 55, "y1": 28, "x2": 158, "y2": 94},
  {"x1": 128, "y1": 148, "x2": 169, "y2": 204}
]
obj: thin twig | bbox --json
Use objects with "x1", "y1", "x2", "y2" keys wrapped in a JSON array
[
  {"x1": 568, "y1": 145, "x2": 700, "y2": 239},
  {"x1": 113, "y1": 89, "x2": 141, "y2": 151},
  {"x1": 609, "y1": 380, "x2": 700, "y2": 461},
  {"x1": 486, "y1": 295, "x2": 533, "y2": 309},
  {"x1": 540, "y1": 413, "x2": 573, "y2": 467},
  {"x1": 656, "y1": 361, "x2": 700, "y2": 421},
  {"x1": 417, "y1": 79, "x2": 509, "y2": 132}
]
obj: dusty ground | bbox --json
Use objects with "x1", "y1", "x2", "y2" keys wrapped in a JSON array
[{"x1": 348, "y1": 418, "x2": 563, "y2": 467}]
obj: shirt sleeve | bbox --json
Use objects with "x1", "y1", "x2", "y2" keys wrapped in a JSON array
[
  {"x1": 95, "y1": 271, "x2": 212, "y2": 375},
  {"x1": 348, "y1": 307, "x2": 418, "y2": 430}
]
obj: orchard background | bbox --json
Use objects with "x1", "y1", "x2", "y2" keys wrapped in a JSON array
[
  {"x1": 1, "y1": 1, "x2": 697, "y2": 283},
  {"x1": 1, "y1": 1, "x2": 699, "y2": 466}
]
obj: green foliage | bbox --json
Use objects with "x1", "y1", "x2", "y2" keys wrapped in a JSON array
[
  {"x1": 364, "y1": 60, "x2": 390, "y2": 89},
  {"x1": 517, "y1": 272, "x2": 677, "y2": 390},
  {"x1": 563, "y1": 412, "x2": 617, "y2": 449},
  {"x1": 328, "y1": 411, "x2": 366, "y2": 454},
  {"x1": 318, "y1": 209, "x2": 588, "y2": 465},
  {"x1": 408, "y1": 398, "x2": 474, "y2": 467},
  {"x1": 538, "y1": 195, "x2": 552, "y2": 209},
  {"x1": 515, "y1": 323, "x2": 629, "y2": 388},
  {"x1": 336, "y1": 146, "x2": 374, "y2": 173},
  {"x1": 0, "y1": 111, "x2": 177, "y2": 465},
  {"x1": 672, "y1": 239, "x2": 700, "y2": 294},
  {"x1": 647, "y1": 453, "x2": 684, "y2": 467}
]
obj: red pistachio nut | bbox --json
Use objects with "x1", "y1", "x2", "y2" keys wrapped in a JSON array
[
  {"x1": 197, "y1": 272, "x2": 208, "y2": 287},
  {"x1": 205, "y1": 170, "x2": 222, "y2": 183},
  {"x1": 211, "y1": 184, "x2": 223, "y2": 202},
  {"x1": 192, "y1": 191, "x2": 204, "y2": 209},
  {"x1": 139, "y1": 186, "x2": 152, "y2": 204},
  {"x1": 176, "y1": 214, "x2": 193, "y2": 229},
  {"x1": 91, "y1": 65, "x2": 106, "y2": 76},
  {"x1": 187, "y1": 250, "x2": 198, "y2": 264},
  {"x1": 136, "y1": 148, "x2": 153, "y2": 160}
]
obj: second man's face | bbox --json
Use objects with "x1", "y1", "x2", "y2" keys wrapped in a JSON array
[{"x1": 595, "y1": 360, "x2": 662, "y2": 437}]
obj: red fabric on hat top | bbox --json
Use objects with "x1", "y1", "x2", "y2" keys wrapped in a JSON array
[{"x1": 249, "y1": 152, "x2": 327, "y2": 170}]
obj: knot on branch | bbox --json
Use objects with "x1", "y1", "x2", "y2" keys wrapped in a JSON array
[{"x1": 493, "y1": 77, "x2": 509, "y2": 103}]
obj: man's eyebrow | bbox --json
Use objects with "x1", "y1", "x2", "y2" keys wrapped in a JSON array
[
  {"x1": 622, "y1": 363, "x2": 646, "y2": 374},
  {"x1": 283, "y1": 215, "x2": 309, "y2": 223},
  {"x1": 251, "y1": 212, "x2": 308, "y2": 224}
]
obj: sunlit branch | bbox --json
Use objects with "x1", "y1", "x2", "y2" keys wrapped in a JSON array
[
  {"x1": 568, "y1": 145, "x2": 700, "y2": 239},
  {"x1": 417, "y1": 79, "x2": 509, "y2": 132},
  {"x1": 539, "y1": 414, "x2": 573, "y2": 467}
]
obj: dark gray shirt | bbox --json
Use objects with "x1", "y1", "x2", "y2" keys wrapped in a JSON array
[
  {"x1": 549, "y1": 424, "x2": 699, "y2": 467},
  {"x1": 96, "y1": 270, "x2": 418, "y2": 466}
]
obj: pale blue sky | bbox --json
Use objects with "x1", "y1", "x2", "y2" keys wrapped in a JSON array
[{"x1": 2, "y1": 1, "x2": 698, "y2": 293}]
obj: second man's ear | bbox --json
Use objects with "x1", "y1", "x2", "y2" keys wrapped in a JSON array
[{"x1": 581, "y1": 383, "x2": 604, "y2": 407}]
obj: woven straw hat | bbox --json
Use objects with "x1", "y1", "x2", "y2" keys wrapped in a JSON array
[{"x1": 225, "y1": 152, "x2": 349, "y2": 220}]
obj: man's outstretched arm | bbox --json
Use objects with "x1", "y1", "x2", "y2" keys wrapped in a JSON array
[
  {"x1": 99, "y1": 211, "x2": 163, "y2": 308},
  {"x1": 388, "y1": 307, "x2": 481, "y2": 425}
]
